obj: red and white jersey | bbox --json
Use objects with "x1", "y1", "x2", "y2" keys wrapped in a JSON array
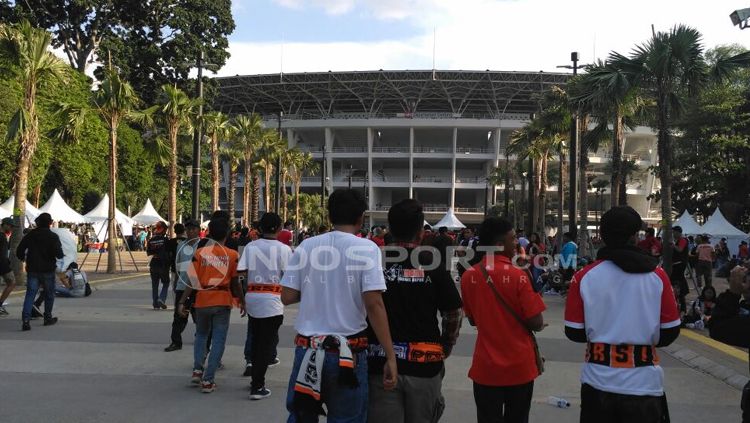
[{"x1": 564, "y1": 260, "x2": 681, "y2": 396}]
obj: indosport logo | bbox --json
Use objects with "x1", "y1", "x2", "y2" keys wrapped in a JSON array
[{"x1": 175, "y1": 238, "x2": 233, "y2": 291}]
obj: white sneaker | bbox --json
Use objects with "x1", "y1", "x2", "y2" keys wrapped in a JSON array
[
  {"x1": 268, "y1": 358, "x2": 280, "y2": 368},
  {"x1": 0, "y1": 305, "x2": 8, "y2": 316},
  {"x1": 694, "y1": 320, "x2": 705, "y2": 330}
]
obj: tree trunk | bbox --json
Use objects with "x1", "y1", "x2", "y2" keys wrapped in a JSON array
[
  {"x1": 33, "y1": 184, "x2": 41, "y2": 208},
  {"x1": 168, "y1": 126, "x2": 178, "y2": 237},
  {"x1": 503, "y1": 154, "x2": 511, "y2": 217},
  {"x1": 251, "y1": 172, "x2": 260, "y2": 222},
  {"x1": 610, "y1": 111, "x2": 624, "y2": 206},
  {"x1": 264, "y1": 164, "x2": 272, "y2": 212},
  {"x1": 295, "y1": 181, "x2": 301, "y2": 235},
  {"x1": 537, "y1": 154, "x2": 548, "y2": 234},
  {"x1": 107, "y1": 124, "x2": 118, "y2": 273},
  {"x1": 228, "y1": 164, "x2": 236, "y2": 224},
  {"x1": 511, "y1": 167, "x2": 517, "y2": 229},
  {"x1": 519, "y1": 169, "x2": 526, "y2": 232},
  {"x1": 281, "y1": 171, "x2": 289, "y2": 222},
  {"x1": 657, "y1": 95, "x2": 674, "y2": 276},
  {"x1": 10, "y1": 82, "x2": 39, "y2": 283},
  {"x1": 242, "y1": 157, "x2": 251, "y2": 226},
  {"x1": 211, "y1": 134, "x2": 220, "y2": 211},
  {"x1": 579, "y1": 122, "x2": 591, "y2": 258},
  {"x1": 557, "y1": 148, "x2": 565, "y2": 249}
]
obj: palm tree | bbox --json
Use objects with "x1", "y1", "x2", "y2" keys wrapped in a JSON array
[
  {"x1": 287, "y1": 150, "x2": 317, "y2": 232},
  {"x1": 1, "y1": 21, "x2": 69, "y2": 277},
  {"x1": 53, "y1": 63, "x2": 140, "y2": 273},
  {"x1": 203, "y1": 111, "x2": 231, "y2": 212},
  {"x1": 231, "y1": 114, "x2": 263, "y2": 225},
  {"x1": 146, "y1": 85, "x2": 198, "y2": 234},
  {"x1": 220, "y1": 140, "x2": 243, "y2": 223},
  {"x1": 257, "y1": 129, "x2": 285, "y2": 212}
]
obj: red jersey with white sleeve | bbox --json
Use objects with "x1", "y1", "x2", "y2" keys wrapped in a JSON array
[{"x1": 564, "y1": 260, "x2": 681, "y2": 396}]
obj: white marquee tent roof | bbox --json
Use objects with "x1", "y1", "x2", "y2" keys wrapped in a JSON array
[
  {"x1": 132, "y1": 199, "x2": 166, "y2": 225},
  {"x1": 38, "y1": 189, "x2": 88, "y2": 224},
  {"x1": 1, "y1": 195, "x2": 42, "y2": 223},
  {"x1": 433, "y1": 209, "x2": 466, "y2": 230},
  {"x1": 84, "y1": 194, "x2": 133, "y2": 224},
  {"x1": 701, "y1": 209, "x2": 749, "y2": 238},
  {"x1": 674, "y1": 210, "x2": 703, "y2": 235}
]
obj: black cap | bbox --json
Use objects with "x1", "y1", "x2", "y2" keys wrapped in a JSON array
[
  {"x1": 672, "y1": 226, "x2": 683, "y2": 233},
  {"x1": 1, "y1": 217, "x2": 16, "y2": 227},
  {"x1": 601, "y1": 206, "x2": 643, "y2": 247},
  {"x1": 34, "y1": 213, "x2": 52, "y2": 228},
  {"x1": 184, "y1": 219, "x2": 200, "y2": 228}
]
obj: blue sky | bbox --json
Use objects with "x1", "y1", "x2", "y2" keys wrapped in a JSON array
[{"x1": 217, "y1": 0, "x2": 750, "y2": 77}]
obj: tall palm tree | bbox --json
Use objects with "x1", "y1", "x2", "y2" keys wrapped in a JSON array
[
  {"x1": 203, "y1": 111, "x2": 231, "y2": 212},
  {"x1": 53, "y1": 63, "x2": 140, "y2": 273},
  {"x1": 146, "y1": 85, "x2": 198, "y2": 234},
  {"x1": 1, "y1": 21, "x2": 69, "y2": 277},
  {"x1": 231, "y1": 114, "x2": 264, "y2": 225},
  {"x1": 257, "y1": 129, "x2": 285, "y2": 212},
  {"x1": 287, "y1": 150, "x2": 317, "y2": 232},
  {"x1": 220, "y1": 139, "x2": 243, "y2": 224}
]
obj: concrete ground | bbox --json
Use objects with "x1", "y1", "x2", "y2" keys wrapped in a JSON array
[{"x1": 0, "y1": 273, "x2": 746, "y2": 423}]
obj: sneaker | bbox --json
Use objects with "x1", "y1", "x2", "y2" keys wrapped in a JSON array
[
  {"x1": 159, "y1": 301, "x2": 168, "y2": 310},
  {"x1": 22, "y1": 320, "x2": 30, "y2": 331},
  {"x1": 685, "y1": 323, "x2": 695, "y2": 329},
  {"x1": 217, "y1": 362, "x2": 225, "y2": 371},
  {"x1": 243, "y1": 362, "x2": 253, "y2": 377},
  {"x1": 250, "y1": 387, "x2": 271, "y2": 400},
  {"x1": 201, "y1": 381, "x2": 216, "y2": 393},
  {"x1": 31, "y1": 305, "x2": 43, "y2": 318},
  {"x1": 164, "y1": 343, "x2": 182, "y2": 352},
  {"x1": 0, "y1": 305, "x2": 8, "y2": 316},
  {"x1": 43, "y1": 317, "x2": 58, "y2": 326},
  {"x1": 268, "y1": 358, "x2": 280, "y2": 368},
  {"x1": 191, "y1": 370, "x2": 203, "y2": 385},
  {"x1": 694, "y1": 320, "x2": 705, "y2": 330}
]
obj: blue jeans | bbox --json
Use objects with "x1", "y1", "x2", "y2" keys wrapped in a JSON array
[
  {"x1": 193, "y1": 306, "x2": 231, "y2": 383},
  {"x1": 22, "y1": 272, "x2": 55, "y2": 321},
  {"x1": 286, "y1": 346, "x2": 369, "y2": 423},
  {"x1": 150, "y1": 268, "x2": 169, "y2": 307}
]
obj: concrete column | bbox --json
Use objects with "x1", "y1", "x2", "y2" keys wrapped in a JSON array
[
  {"x1": 409, "y1": 127, "x2": 414, "y2": 198},
  {"x1": 450, "y1": 127, "x2": 457, "y2": 209},
  {"x1": 492, "y1": 128, "x2": 502, "y2": 204},
  {"x1": 287, "y1": 129, "x2": 296, "y2": 148},
  {"x1": 324, "y1": 128, "x2": 333, "y2": 193},
  {"x1": 367, "y1": 128, "x2": 374, "y2": 214}
]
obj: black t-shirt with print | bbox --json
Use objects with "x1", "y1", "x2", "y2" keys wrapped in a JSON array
[{"x1": 366, "y1": 247, "x2": 463, "y2": 378}]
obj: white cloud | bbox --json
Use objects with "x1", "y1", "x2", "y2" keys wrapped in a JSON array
[{"x1": 221, "y1": 0, "x2": 749, "y2": 76}]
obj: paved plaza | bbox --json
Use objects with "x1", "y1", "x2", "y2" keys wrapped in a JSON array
[{"x1": 0, "y1": 273, "x2": 747, "y2": 423}]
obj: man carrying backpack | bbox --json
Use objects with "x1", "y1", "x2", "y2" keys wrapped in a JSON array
[{"x1": 55, "y1": 262, "x2": 89, "y2": 298}]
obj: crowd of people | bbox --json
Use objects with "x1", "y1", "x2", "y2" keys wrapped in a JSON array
[{"x1": 4, "y1": 189, "x2": 750, "y2": 423}]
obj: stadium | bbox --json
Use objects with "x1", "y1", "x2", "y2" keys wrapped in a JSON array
[{"x1": 214, "y1": 70, "x2": 660, "y2": 228}]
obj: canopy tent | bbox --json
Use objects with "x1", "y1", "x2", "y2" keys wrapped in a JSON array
[
  {"x1": 132, "y1": 199, "x2": 166, "y2": 226},
  {"x1": 0, "y1": 195, "x2": 42, "y2": 226},
  {"x1": 701, "y1": 208, "x2": 750, "y2": 256},
  {"x1": 0, "y1": 202, "x2": 11, "y2": 217},
  {"x1": 38, "y1": 189, "x2": 88, "y2": 224},
  {"x1": 51, "y1": 227, "x2": 78, "y2": 271},
  {"x1": 674, "y1": 210, "x2": 703, "y2": 235},
  {"x1": 84, "y1": 194, "x2": 134, "y2": 238},
  {"x1": 433, "y1": 209, "x2": 466, "y2": 230}
]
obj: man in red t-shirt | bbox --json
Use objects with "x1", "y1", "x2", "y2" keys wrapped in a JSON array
[
  {"x1": 461, "y1": 217, "x2": 546, "y2": 423},
  {"x1": 277, "y1": 221, "x2": 293, "y2": 247},
  {"x1": 637, "y1": 227, "x2": 662, "y2": 258}
]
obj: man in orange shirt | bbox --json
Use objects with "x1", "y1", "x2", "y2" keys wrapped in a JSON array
[
  {"x1": 178, "y1": 218, "x2": 245, "y2": 393},
  {"x1": 461, "y1": 217, "x2": 546, "y2": 423}
]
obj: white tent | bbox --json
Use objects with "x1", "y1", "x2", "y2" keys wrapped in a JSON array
[
  {"x1": 0, "y1": 202, "x2": 11, "y2": 217},
  {"x1": 38, "y1": 189, "x2": 88, "y2": 224},
  {"x1": 132, "y1": 199, "x2": 166, "y2": 226},
  {"x1": 84, "y1": 194, "x2": 134, "y2": 238},
  {"x1": 701, "y1": 208, "x2": 750, "y2": 256},
  {"x1": 433, "y1": 209, "x2": 466, "y2": 230},
  {"x1": 51, "y1": 227, "x2": 78, "y2": 271},
  {"x1": 1, "y1": 195, "x2": 42, "y2": 226},
  {"x1": 674, "y1": 210, "x2": 703, "y2": 235}
]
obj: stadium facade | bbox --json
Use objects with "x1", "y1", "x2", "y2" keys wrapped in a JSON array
[{"x1": 215, "y1": 70, "x2": 660, "y2": 229}]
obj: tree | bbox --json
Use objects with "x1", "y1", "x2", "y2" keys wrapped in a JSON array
[
  {"x1": 231, "y1": 113, "x2": 263, "y2": 225},
  {"x1": 53, "y1": 63, "x2": 140, "y2": 273},
  {"x1": 99, "y1": 0, "x2": 234, "y2": 104},
  {"x1": 8, "y1": 1, "x2": 121, "y2": 73},
  {"x1": 145, "y1": 84, "x2": 198, "y2": 234},
  {"x1": 1, "y1": 21, "x2": 68, "y2": 277},
  {"x1": 203, "y1": 111, "x2": 231, "y2": 211},
  {"x1": 257, "y1": 128, "x2": 284, "y2": 213},
  {"x1": 287, "y1": 150, "x2": 317, "y2": 232},
  {"x1": 219, "y1": 139, "x2": 242, "y2": 223}
]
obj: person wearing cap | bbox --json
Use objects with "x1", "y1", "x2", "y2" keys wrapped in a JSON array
[
  {"x1": 16, "y1": 213, "x2": 64, "y2": 331},
  {"x1": 147, "y1": 221, "x2": 170, "y2": 310},
  {"x1": 164, "y1": 220, "x2": 200, "y2": 352},
  {"x1": 0, "y1": 217, "x2": 17, "y2": 316},
  {"x1": 671, "y1": 226, "x2": 690, "y2": 314},
  {"x1": 565, "y1": 206, "x2": 681, "y2": 422}
]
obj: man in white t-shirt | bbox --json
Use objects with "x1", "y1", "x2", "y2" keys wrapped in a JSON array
[
  {"x1": 565, "y1": 206, "x2": 681, "y2": 423},
  {"x1": 281, "y1": 189, "x2": 397, "y2": 422},
  {"x1": 238, "y1": 212, "x2": 292, "y2": 401}
]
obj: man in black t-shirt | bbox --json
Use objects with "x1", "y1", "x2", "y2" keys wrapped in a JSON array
[
  {"x1": 147, "y1": 222, "x2": 170, "y2": 310},
  {"x1": 367, "y1": 199, "x2": 463, "y2": 423}
]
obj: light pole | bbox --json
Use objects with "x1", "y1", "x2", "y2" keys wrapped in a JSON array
[
  {"x1": 320, "y1": 147, "x2": 326, "y2": 208},
  {"x1": 558, "y1": 52, "x2": 579, "y2": 237},
  {"x1": 275, "y1": 111, "x2": 283, "y2": 213},
  {"x1": 348, "y1": 164, "x2": 353, "y2": 189},
  {"x1": 190, "y1": 51, "x2": 204, "y2": 220},
  {"x1": 730, "y1": 8, "x2": 750, "y2": 29}
]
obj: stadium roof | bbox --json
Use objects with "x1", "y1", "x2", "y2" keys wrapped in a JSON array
[{"x1": 214, "y1": 70, "x2": 570, "y2": 119}]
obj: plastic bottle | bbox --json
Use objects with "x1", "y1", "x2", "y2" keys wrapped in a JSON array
[{"x1": 547, "y1": 396, "x2": 571, "y2": 408}]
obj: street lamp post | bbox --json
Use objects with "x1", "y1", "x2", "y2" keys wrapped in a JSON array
[
  {"x1": 275, "y1": 111, "x2": 283, "y2": 213},
  {"x1": 190, "y1": 51, "x2": 204, "y2": 220},
  {"x1": 558, "y1": 52, "x2": 580, "y2": 237}
]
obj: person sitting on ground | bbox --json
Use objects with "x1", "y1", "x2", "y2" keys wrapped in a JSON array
[
  {"x1": 683, "y1": 286, "x2": 716, "y2": 329},
  {"x1": 55, "y1": 262, "x2": 89, "y2": 298}
]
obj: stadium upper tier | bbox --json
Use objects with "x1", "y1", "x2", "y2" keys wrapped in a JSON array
[{"x1": 214, "y1": 70, "x2": 571, "y2": 118}]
